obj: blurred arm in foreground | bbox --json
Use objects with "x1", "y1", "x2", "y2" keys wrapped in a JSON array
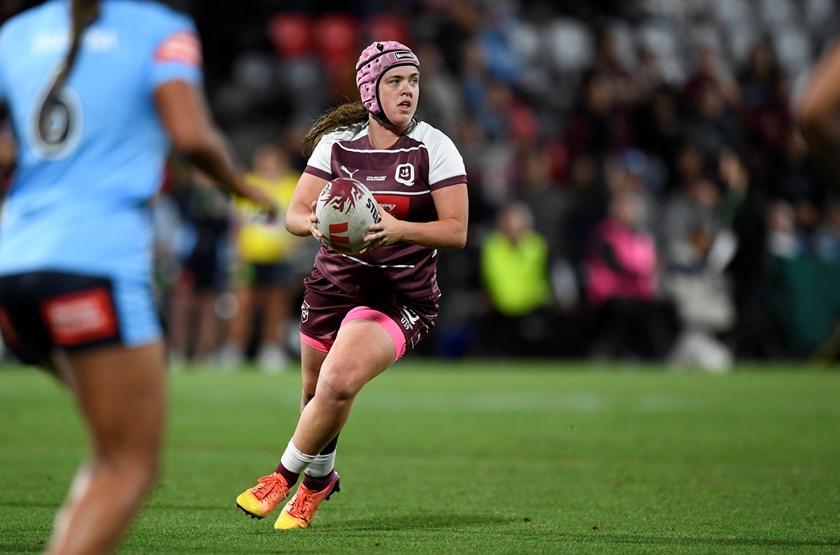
[{"x1": 798, "y1": 39, "x2": 840, "y2": 185}]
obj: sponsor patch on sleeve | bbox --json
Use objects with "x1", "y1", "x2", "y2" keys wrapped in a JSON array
[{"x1": 154, "y1": 30, "x2": 202, "y2": 67}]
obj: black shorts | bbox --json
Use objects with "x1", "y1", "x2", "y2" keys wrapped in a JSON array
[
  {"x1": 0, "y1": 272, "x2": 126, "y2": 365},
  {"x1": 299, "y1": 268, "x2": 439, "y2": 360},
  {"x1": 181, "y1": 252, "x2": 225, "y2": 292},
  {"x1": 235, "y1": 261, "x2": 295, "y2": 288}
]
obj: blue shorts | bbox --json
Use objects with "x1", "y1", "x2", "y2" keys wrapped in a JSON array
[{"x1": 0, "y1": 271, "x2": 161, "y2": 364}]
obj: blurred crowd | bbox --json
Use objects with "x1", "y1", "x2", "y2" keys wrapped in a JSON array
[{"x1": 4, "y1": 0, "x2": 840, "y2": 370}]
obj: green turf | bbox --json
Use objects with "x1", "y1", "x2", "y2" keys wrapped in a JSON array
[{"x1": 1, "y1": 360, "x2": 839, "y2": 554}]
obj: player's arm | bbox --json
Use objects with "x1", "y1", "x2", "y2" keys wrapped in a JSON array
[
  {"x1": 286, "y1": 172, "x2": 327, "y2": 239},
  {"x1": 0, "y1": 134, "x2": 14, "y2": 172},
  {"x1": 0, "y1": 102, "x2": 14, "y2": 172},
  {"x1": 798, "y1": 39, "x2": 840, "y2": 184},
  {"x1": 154, "y1": 81, "x2": 276, "y2": 218},
  {"x1": 363, "y1": 182, "x2": 468, "y2": 252}
]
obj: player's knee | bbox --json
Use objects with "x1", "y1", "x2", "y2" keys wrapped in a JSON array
[
  {"x1": 317, "y1": 371, "x2": 362, "y2": 405},
  {"x1": 92, "y1": 452, "x2": 160, "y2": 500},
  {"x1": 130, "y1": 453, "x2": 161, "y2": 495}
]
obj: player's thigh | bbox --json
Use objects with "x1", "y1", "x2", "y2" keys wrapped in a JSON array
[
  {"x1": 319, "y1": 319, "x2": 395, "y2": 398},
  {"x1": 66, "y1": 341, "x2": 167, "y2": 459}
]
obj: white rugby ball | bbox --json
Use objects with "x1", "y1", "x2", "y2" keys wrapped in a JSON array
[{"x1": 316, "y1": 177, "x2": 380, "y2": 254}]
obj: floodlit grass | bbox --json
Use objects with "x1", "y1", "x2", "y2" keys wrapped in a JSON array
[{"x1": 1, "y1": 360, "x2": 839, "y2": 553}]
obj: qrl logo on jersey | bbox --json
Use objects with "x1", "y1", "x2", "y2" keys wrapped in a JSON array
[{"x1": 395, "y1": 163, "x2": 415, "y2": 186}]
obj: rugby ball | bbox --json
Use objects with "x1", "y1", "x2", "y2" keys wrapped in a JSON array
[{"x1": 316, "y1": 177, "x2": 380, "y2": 254}]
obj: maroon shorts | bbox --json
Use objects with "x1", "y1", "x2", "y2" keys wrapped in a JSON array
[{"x1": 299, "y1": 269, "x2": 439, "y2": 361}]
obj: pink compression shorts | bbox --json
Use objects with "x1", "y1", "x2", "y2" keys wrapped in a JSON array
[{"x1": 301, "y1": 306, "x2": 407, "y2": 364}]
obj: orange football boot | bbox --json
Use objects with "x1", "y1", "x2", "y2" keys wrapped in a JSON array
[
  {"x1": 236, "y1": 472, "x2": 291, "y2": 519},
  {"x1": 274, "y1": 472, "x2": 340, "y2": 529}
]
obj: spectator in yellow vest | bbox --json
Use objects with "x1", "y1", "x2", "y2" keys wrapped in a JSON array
[
  {"x1": 479, "y1": 201, "x2": 555, "y2": 356},
  {"x1": 219, "y1": 144, "x2": 303, "y2": 372}
]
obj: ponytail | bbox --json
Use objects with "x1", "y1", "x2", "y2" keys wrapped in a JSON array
[
  {"x1": 302, "y1": 101, "x2": 368, "y2": 158},
  {"x1": 38, "y1": 0, "x2": 100, "y2": 138}
]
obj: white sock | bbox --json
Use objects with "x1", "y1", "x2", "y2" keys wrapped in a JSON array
[
  {"x1": 279, "y1": 440, "x2": 317, "y2": 474},
  {"x1": 305, "y1": 451, "x2": 337, "y2": 478}
]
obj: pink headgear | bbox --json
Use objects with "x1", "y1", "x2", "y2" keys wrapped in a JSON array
[{"x1": 355, "y1": 41, "x2": 420, "y2": 123}]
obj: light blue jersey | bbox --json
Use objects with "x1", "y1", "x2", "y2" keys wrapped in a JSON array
[
  {"x1": 0, "y1": 0, "x2": 202, "y2": 345},
  {"x1": 0, "y1": 0, "x2": 200, "y2": 277}
]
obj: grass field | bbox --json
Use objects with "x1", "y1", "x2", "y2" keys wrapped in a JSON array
[{"x1": 1, "y1": 360, "x2": 839, "y2": 554}]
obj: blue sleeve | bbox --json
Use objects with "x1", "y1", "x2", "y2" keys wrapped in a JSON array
[{"x1": 149, "y1": 13, "x2": 203, "y2": 88}]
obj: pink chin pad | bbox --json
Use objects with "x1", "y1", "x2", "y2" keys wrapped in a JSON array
[{"x1": 355, "y1": 41, "x2": 419, "y2": 117}]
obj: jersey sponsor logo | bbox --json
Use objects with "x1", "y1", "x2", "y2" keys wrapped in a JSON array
[
  {"x1": 154, "y1": 31, "x2": 202, "y2": 67},
  {"x1": 40, "y1": 288, "x2": 118, "y2": 345},
  {"x1": 32, "y1": 31, "x2": 66, "y2": 53},
  {"x1": 395, "y1": 163, "x2": 415, "y2": 186},
  {"x1": 372, "y1": 194, "x2": 409, "y2": 219},
  {"x1": 399, "y1": 306, "x2": 420, "y2": 330},
  {"x1": 32, "y1": 30, "x2": 117, "y2": 53},
  {"x1": 84, "y1": 29, "x2": 118, "y2": 51},
  {"x1": 366, "y1": 175, "x2": 386, "y2": 182}
]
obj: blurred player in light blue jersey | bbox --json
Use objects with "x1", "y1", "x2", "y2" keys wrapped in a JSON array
[{"x1": 0, "y1": 1, "x2": 275, "y2": 553}]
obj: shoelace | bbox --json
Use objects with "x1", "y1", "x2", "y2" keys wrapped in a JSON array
[
  {"x1": 288, "y1": 487, "x2": 318, "y2": 518},
  {"x1": 253, "y1": 475, "x2": 286, "y2": 500}
]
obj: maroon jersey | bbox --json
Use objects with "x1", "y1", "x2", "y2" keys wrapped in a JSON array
[{"x1": 305, "y1": 120, "x2": 467, "y2": 301}]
